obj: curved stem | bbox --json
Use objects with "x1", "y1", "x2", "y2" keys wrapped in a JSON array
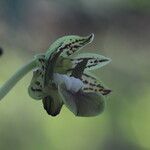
[{"x1": 0, "y1": 59, "x2": 37, "y2": 100}]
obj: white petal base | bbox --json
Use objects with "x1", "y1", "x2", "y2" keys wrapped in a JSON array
[{"x1": 53, "y1": 73, "x2": 84, "y2": 92}]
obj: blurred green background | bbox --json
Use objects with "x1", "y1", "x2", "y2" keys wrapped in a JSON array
[{"x1": 0, "y1": 0, "x2": 150, "y2": 150}]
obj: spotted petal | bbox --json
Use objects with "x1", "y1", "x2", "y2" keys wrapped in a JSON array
[
  {"x1": 28, "y1": 55, "x2": 46, "y2": 100},
  {"x1": 45, "y1": 33, "x2": 94, "y2": 60},
  {"x1": 70, "y1": 53, "x2": 111, "y2": 71},
  {"x1": 68, "y1": 58, "x2": 111, "y2": 96},
  {"x1": 81, "y1": 72, "x2": 111, "y2": 95},
  {"x1": 58, "y1": 82, "x2": 105, "y2": 117}
]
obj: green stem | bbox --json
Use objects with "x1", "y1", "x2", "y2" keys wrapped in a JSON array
[{"x1": 0, "y1": 59, "x2": 37, "y2": 100}]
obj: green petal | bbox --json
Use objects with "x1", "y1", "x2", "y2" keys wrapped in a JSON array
[
  {"x1": 71, "y1": 53, "x2": 111, "y2": 71},
  {"x1": 28, "y1": 55, "x2": 46, "y2": 100},
  {"x1": 45, "y1": 33, "x2": 94, "y2": 59},
  {"x1": 58, "y1": 83, "x2": 105, "y2": 117},
  {"x1": 81, "y1": 72, "x2": 111, "y2": 95}
]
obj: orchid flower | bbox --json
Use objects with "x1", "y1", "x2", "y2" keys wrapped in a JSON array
[{"x1": 0, "y1": 34, "x2": 111, "y2": 117}]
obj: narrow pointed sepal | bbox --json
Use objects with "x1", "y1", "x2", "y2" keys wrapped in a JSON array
[
  {"x1": 71, "y1": 53, "x2": 111, "y2": 71},
  {"x1": 81, "y1": 72, "x2": 111, "y2": 96},
  {"x1": 46, "y1": 33, "x2": 94, "y2": 59}
]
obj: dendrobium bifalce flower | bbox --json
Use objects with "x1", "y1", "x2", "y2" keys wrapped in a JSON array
[{"x1": 0, "y1": 34, "x2": 111, "y2": 117}]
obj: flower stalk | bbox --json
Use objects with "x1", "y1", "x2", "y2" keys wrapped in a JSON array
[{"x1": 0, "y1": 59, "x2": 37, "y2": 100}]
